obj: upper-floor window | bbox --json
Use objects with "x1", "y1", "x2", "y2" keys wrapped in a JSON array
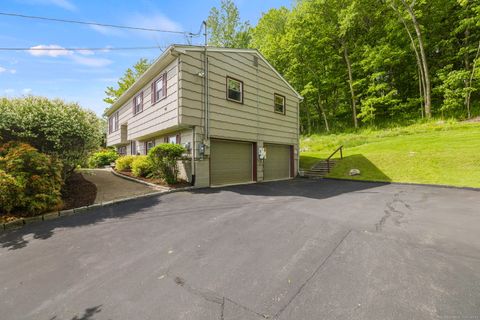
[
  {"x1": 152, "y1": 73, "x2": 167, "y2": 103},
  {"x1": 274, "y1": 94, "x2": 286, "y2": 114},
  {"x1": 109, "y1": 111, "x2": 119, "y2": 133},
  {"x1": 226, "y1": 77, "x2": 243, "y2": 103},
  {"x1": 133, "y1": 92, "x2": 143, "y2": 115}
]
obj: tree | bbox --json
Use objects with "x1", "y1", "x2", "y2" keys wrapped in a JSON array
[
  {"x1": 207, "y1": 0, "x2": 251, "y2": 48},
  {"x1": 104, "y1": 58, "x2": 152, "y2": 105}
]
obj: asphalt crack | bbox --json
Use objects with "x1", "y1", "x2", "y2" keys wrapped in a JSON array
[
  {"x1": 375, "y1": 192, "x2": 412, "y2": 232},
  {"x1": 273, "y1": 229, "x2": 353, "y2": 319}
]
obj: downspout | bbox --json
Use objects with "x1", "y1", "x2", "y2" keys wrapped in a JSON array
[
  {"x1": 203, "y1": 21, "x2": 209, "y2": 141},
  {"x1": 191, "y1": 126, "x2": 196, "y2": 186}
]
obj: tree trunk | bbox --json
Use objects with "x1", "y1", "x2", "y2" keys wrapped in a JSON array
[
  {"x1": 391, "y1": 2, "x2": 427, "y2": 115},
  {"x1": 317, "y1": 93, "x2": 330, "y2": 132},
  {"x1": 343, "y1": 42, "x2": 358, "y2": 128},
  {"x1": 402, "y1": 0, "x2": 432, "y2": 118},
  {"x1": 465, "y1": 41, "x2": 480, "y2": 119}
]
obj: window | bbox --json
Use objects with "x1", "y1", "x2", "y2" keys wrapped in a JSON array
[
  {"x1": 152, "y1": 73, "x2": 167, "y2": 103},
  {"x1": 133, "y1": 92, "x2": 143, "y2": 115},
  {"x1": 274, "y1": 94, "x2": 286, "y2": 114},
  {"x1": 131, "y1": 141, "x2": 137, "y2": 155},
  {"x1": 109, "y1": 112, "x2": 119, "y2": 133},
  {"x1": 118, "y1": 146, "x2": 127, "y2": 156},
  {"x1": 226, "y1": 77, "x2": 243, "y2": 103},
  {"x1": 164, "y1": 134, "x2": 180, "y2": 144},
  {"x1": 145, "y1": 140, "x2": 155, "y2": 154}
]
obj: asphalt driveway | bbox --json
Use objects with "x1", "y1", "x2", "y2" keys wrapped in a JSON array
[{"x1": 0, "y1": 179, "x2": 479, "y2": 319}]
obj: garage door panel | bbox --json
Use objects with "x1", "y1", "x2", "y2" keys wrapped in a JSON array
[
  {"x1": 264, "y1": 144, "x2": 290, "y2": 181},
  {"x1": 211, "y1": 140, "x2": 253, "y2": 186}
]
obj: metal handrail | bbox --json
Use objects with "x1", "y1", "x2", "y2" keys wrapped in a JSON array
[{"x1": 326, "y1": 145, "x2": 343, "y2": 173}]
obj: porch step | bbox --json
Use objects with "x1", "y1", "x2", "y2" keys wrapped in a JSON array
[{"x1": 304, "y1": 159, "x2": 340, "y2": 178}]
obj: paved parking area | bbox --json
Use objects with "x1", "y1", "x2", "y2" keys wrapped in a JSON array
[{"x1": 0, "y1": 179, "x2": 479, "y2": 319}]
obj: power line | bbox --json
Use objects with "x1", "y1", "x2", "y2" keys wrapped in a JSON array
[
  {"x1": 0, "y1": 46, "x2": 167, "y2": 51},
  {"x1": 0, "y1": 11, "x2": 197, "y2": 35}
]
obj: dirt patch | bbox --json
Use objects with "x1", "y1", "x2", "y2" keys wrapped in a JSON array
[
  {"x1": 61, "y1": 172, "x2": 97, "y2": 210},
  {"x1": 463, "y1": 116, "x2": 480, "y2": 123},
  {"x1": 114, "y1": 170, "x2": 191, "y2": 189}
]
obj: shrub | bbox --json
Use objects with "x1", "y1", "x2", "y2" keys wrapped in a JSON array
[
  {"x1": 88, "y1": 149, "x2": 119, "y2": 168},
  {"x1": 115, "y1": 155, "x2": 136, "y2": 171},
  {"x1": 148, "y1": 143, "x2": 185, "y2": 184},
  {"x1": 0, "y1": 96, "x2": 103, "y2": 176},
  {"x1": 0, "y1": 142, "x2": 63, "y2": 215},
  {"x1": 0, "y1": 170, "x2": 22, "y2": 214},
  {"x1": 131, "y1": 156, "x2": 153, "y2": 178}
]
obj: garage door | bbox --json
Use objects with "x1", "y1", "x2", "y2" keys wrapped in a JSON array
[
  {"x1": 264, "y1": 144, "x2": 291, "y2": 181},
  {"x1": 210, "y1": 139, "x2": 253, "y2": 186}
]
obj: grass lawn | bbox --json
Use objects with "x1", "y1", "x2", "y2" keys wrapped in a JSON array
[{"x1": 300, "y1": 121, "x2": 480, "y2": 188}]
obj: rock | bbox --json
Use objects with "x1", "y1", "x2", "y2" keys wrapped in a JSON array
[{"x1": 349, "y1": 169, "x2": 361, "y2": 176}]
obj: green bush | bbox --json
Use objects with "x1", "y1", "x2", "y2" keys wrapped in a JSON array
[
  {"x1": 148, "y1": 144, "x2": 185, "y2": 184},
  {"x1": 115, "y1": 155, "x2": 136, "y2": 171},
  {"x1": 0, "y1": 96, "x2": 103, "y2": 176},
  {"x1": 0, "y1": 170, "x2": 22, "y2": 214},
  {"x1": 0, "y1": 142, "x2": 63, "y2": 216},
  {"x1": 131, "y1": 156, "x2": 153, "y2": 178},
  {"x1": 88, "y1": 149, "x2": 119, "y2": 168}
]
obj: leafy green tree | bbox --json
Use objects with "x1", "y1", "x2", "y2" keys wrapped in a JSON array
[
  {"x1": 207, "y1": 0, "x2": 251, "y2": 48},
  {"x1": 104, "y1": 58, "x2": 152, "y2": 105},
  {"x1": 0, "y1": 96, "x2": 103, "y2": 175}
]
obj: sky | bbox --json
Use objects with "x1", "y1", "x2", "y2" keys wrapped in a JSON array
[{"x1": 0, "y1": 0, "x2": 292, "y2": 116}]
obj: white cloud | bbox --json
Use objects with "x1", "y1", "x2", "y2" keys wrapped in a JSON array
[
  {"x1": 0, "y1": 66, "x2": 17, "y2": 74},
  {"x1": 130, "y1": 12, "x2": 182, "y2": 34},
  {"x1": 70, "y1": 55, "x2": 112, "y2": 67},
  {"x1": 89, "y1": 25, "x2": 124, "y2": 37},
  {"x1": 4, "y1": 89, "x2": 15, "y2": 95},
  {"x1": 28, "y1": 44, "x2": 112, "y2": 67},
  {"x1": 22, "y1": 88, "x2": 32, "y2": 95},
  {"x1": 24, "y1": 0, "x2": 76, "y2": 11},
  {"x1": 29, "y1": 45, "x2": 72, "y2": 57}
]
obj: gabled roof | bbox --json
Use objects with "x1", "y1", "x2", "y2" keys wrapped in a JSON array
[{"x1": 105, "y1": 45, "x2": 302, "y2": 117}]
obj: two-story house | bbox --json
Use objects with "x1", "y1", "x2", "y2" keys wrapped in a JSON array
[{"x1": 105, "y1": 45, "x2": 302, "y2": 187}]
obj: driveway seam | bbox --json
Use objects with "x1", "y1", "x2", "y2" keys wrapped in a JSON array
[{"x1": 273, "y1": 229, "x2": 353, "y2": 319}]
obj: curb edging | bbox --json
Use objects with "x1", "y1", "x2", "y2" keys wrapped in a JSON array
[{"x1": 1, "y1": 185, "x2": 200, "y2": 234}]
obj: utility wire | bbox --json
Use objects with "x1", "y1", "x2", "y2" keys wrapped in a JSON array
[
  {"x1": 0, "y1": 46, "x2": 168, "y2": 51},
  {"x1": 0, "y1": 11, "x2": 197, "y2": 35}
]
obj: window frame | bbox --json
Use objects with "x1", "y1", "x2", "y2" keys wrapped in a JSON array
[
  {"x1": 133, "y1": 91, "x2": 144, "y2": 115},
  {"x1": 152, "y1": 73, "x2": 167, "y2": 104},
  {"x1": 145, "y1": 140, "x2": 155, "y2": 154},
  {"x1": 130, "y1": 141, "x2": 137, "y2": 155},
  {"x1": 109, "y1": 111, "x2": 119, "y2": 133},
  {"x1": 226, "y1": 76, "x2": 244, "y2": 104},
  {"x1": 117, "y1": 145, "x2": 127, "y2": 156},
  {"x1": 273, "y1": 93, "x2": 286, "y2": 115}
]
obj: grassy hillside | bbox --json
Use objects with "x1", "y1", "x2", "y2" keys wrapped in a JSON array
[{"x1": 300, "y1": 121, "x2": 480, "y2": 188}]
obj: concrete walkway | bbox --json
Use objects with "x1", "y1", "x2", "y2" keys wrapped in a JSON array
[{"x1": 81, "y1": 169, "x2": 160, "y2": 203}]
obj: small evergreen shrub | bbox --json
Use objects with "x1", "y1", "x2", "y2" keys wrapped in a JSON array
[
  {"x1": 88, "y1": 149, "x2": 119, "y2": 168},
  {"x1": 148, "y1": 144, "x2": 185, "y2": 184},
  {"x1": 115, "y1": 155, "x2": 136, "y2": 171},
  {"x1": 0, "y1": 142, "x2": 63, "y2": 215},
  {"x1": 131, "y1": 156, "x2": 153, "y2": 178}
]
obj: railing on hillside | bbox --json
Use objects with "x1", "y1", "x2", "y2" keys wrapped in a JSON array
[{"x1": 326, "y1": 145, "x2": 343, "y2": 173}]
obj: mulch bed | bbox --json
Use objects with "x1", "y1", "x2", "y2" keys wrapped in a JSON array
[
  {"x1": 61, "y1": 172, "x2": 97, "y2": 210},
  {"x1": 115, "y1": 170, "x2": 191, "y2": 189}
]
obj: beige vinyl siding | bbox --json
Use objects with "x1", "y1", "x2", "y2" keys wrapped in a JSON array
[
  {"x1": 127, "y1": 60, "x2": 179, "y2": 140},
  {"x1": 178, "y1": 51, "x2": 299, "y2": 145},
  {"x1": 106, "y1": 59, "x2": 179, "y2": 146}
]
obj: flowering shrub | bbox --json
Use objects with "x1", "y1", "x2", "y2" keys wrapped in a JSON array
[
  {"x1": 148, "y1": 144, "x2": 185, "y2": 184},
  {"x1": 0, "y1": 142, "x2": 63, "y2": 216},
  {"x1": 131, "y1": 156, "x2": 153, "y2": 178},
  {"x1": 115, "y1": 155, "x2": 136, "y2": 171},
  {"x1": 88, "y1": 149, "x2": 119, "y2": 168}
]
